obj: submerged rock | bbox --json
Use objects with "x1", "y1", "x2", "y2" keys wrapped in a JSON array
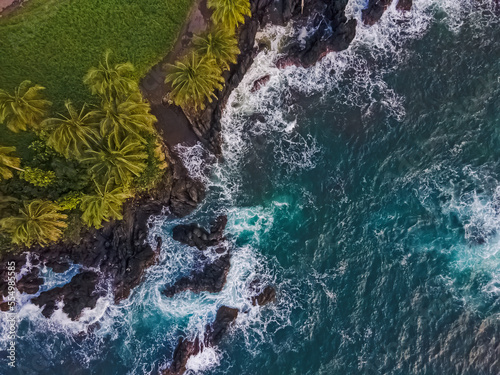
[{"x1": 162, "y1": 306, "x2": 239, "y2": 375}]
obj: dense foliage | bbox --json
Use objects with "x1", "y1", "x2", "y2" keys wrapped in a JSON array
[
  {"x1": 0, "y1": 53, "x2": 167, "y2": 250},
  {"x1": 165, "y1": 0, "x2": 250, "y2": 111},
  {"x1": 0, "y1": 0, "x2": 194, "y2": 108}
]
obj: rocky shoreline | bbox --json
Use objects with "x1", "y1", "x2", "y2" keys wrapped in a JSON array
[{"x1": 0, "y1": 0, "x2": 402, "y2": 372}]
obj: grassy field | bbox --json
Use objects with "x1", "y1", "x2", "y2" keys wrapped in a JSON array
[{"x1": 0, "y1": 0, "x2": 194, "y2": 109}]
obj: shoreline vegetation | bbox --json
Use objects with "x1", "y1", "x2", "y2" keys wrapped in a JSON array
[{"x1": 0, "y1": 0, "x2": 252, "y2": 252}]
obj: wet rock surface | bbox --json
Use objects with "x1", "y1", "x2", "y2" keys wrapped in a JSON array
[
  {"x1": 164, "y1": 216, "x2": 230, "y2": 297},
  {"x1": 163, "y1": 253, "x2": 231, "y2": 297},
  {"x1": 172, "y1": 216, "x2": 227, "y2": 250},
  {"x1": 249, "y1": 279, "x2": 277, "y2": 306},
  {"x1": 362, "y1": 0, "x2": 392, "y2": 25},
  {"x1": 189, "y1": 0, "x2": 356, "y2": 154},
  {"x1": 31, "y1": 271, "x2": 101, "y2": 320},
  {"x1": 162, "y1": 306, "x2": 239, "y2": 375},
  {"x1": 396, "y1": 0, "x2": 412, "y2": 11}
]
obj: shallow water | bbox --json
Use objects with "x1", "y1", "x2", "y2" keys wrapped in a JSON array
[{"x1": 1, "y1": 0, "x2": 500, "y2": 374}]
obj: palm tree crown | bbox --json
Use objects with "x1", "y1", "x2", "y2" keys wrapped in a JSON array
[
  {"x1": 91, "y1": 93, "x2": 156, "y2": 146},
  {"x1": 80, "y1": 180, "x2": 131, "y2": 228},
  {"x1": 193, "y1": 28, "x2": 240, "y2": 70},
  {"x1": 43, "y1": 101, "x2": 99, "y2": 158},
  {"x1": 165, "y1": 53, "x2": 224, "y2": 110},
  {"x1": 83, "y1": 51, "x2": 138, "y2": 100},
  {"x1": 207, "y1": 0, "x2": 251, "y2": 31},
  {"x1": 0, "y1": 200, "x2": 67, "y2": 247},
  {"x1": 0, "y1": 146, "x2": 23, "y2": 181},
  {"x1": 0, "y1": 81, "x2": 52, "y2": 132},
  {"x1": 82, "y1": 137, "x2": 148, "y2": 186}
]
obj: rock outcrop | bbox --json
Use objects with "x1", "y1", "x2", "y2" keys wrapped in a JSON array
[
  {"x1": 172, "y1": 216, "x2": 227, "y2": 250},
  {"x1": 31, "y1": 271, "x2": 101, "y2": 320},
  {"x1": 162, "y1": 306, "x2": 239, "y2": 375},
  {"x1": 164, "y1": 216, "x2": 230, "y2": 297},
  {"x1": 362, "y1": 0, "x2": 393, "y2": 25}
]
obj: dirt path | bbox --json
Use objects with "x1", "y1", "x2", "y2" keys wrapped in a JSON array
[
  {"x1": 0, "y1": 0, "x2": 24, "y2": 16},
  {"x1": 140, "y1": 0, "x2": 211, "y2": 149}
]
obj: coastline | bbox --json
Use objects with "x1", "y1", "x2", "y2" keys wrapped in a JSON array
[{"x1": 1, "y1": 0, "x2": 358, "y2": 371}]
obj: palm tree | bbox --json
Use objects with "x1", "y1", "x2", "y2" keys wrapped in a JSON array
[
  {"x1": 84, "y1": 51, "x2": 138, "y2": 100},
  {"x1": 91, "y1": 93, "x2": 156, "y2": 146},
  {"x1": 165, "y1": 53, "x2": 224, "y2": 110},
  {"x1": 82, "y1": 137, "x2": 148, "y2": 186},
  {"x1": 193, "y1": 28, "x2": 240, "y2": 70},
  {"x1": 0, "y1": 81, "x2": 52, "y2": 132},
  {"x1": 43, "y1": 101, "x2": 100, "y2": 159},
  {"x1": 207, "y1": 0, "x2": 251, "y2": 31},
  {"x1": 80, "y1": 180, "x2": 131, "y2": 228},
  {"x1": 0, "y1": 146, "x2": 23, "y2": 181},
  {"x1": 0, "y1": 200, "x2": 67, "y2": 247}
]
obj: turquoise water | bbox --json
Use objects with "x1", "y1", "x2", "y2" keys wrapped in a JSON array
[{"x1": 2, "y1": 1, "x2": 500, "y2": 374}]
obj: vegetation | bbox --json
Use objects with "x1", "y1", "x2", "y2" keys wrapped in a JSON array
[
  {"x1": 207, "y1": 0, "x2": 251, "y2": 31},
  {"x1": 165, "y1": 0, "x2": 250, "y2": 111},
  {"x1": 0, "y1": 0, "x2": 195, "y2": 108},
  {"x1": 0, "y1": 200, "x2": 67, "y2": 247},
  {"x1": 43, "y1": 101, "x2": 99, "y2": 159},
  {"x1": 166, "y1": 54, "x2": 224, "y2": 110},
  {"x1": 80, "y1": 181, "x2": 131, "y2": 229},
  {"x1": 83, "y1": 137, "x2": 148, "y2": 187},
  {"x1": 0, "y1": 81, "x2": 51, "y2": 133},
  {"x1": 193, "y1": 28, "x2": 240, "y2": 70},
  {"x1": 0, "y1": 53, "x2": 167, "y2": 250},
  {"x1": 0, "y1": 146, "x2": 22, "y2": 181}
]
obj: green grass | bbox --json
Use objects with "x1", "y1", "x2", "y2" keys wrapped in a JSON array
[{"x1": 0, "y1": 0, "x2": 194, "y2": 109}]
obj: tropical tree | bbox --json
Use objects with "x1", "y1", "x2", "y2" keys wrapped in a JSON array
[
  {"x1": 0, "y1": 200, "x2": 67, "y2": 247},
  {"x1": 84, "y1": 51, "x2": 138, "y2": 100},
  {"x1": 0, "y1": 146, "x2": 23, "y2": 181},
  {"x1": 82, "y1": 137, "x2": 148, "y2": 186},
  {"x1": 0, "y1": 81, "x2": 52, "y2": 132},
  {"x1": 165, "y1": 53, "x2": 224, "y2": 110},
  {"x1": 91, "y1": 93, "x2": 156, "y2": 146},
  {"x1": 207, "y1": 0, "x2": 251, "y2": 31},
  {"x1": 193, "y1": 28, "x2": 240, "y2": 70},
  {"x1": 43, "y1": 101, "x2": 99, "y2": 158},
  {"x1": 80, "y1": 180, "x2": 131, "y2": 228}
]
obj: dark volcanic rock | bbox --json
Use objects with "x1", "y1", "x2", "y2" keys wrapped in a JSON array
[
  {"x1": 252, "y1": 285, "x2": 277, "y2": 306},
  {"x1": 32, "y1": 271, "x2": 101, "y2": 320},
  {"x1": 172, "y1": 216, "x2": 227, "y2": 250},
  {"x1": 17, "y1": 268, "x2": 43, "y2": 295},
  {"x1": 163, "y1": 306, "x2": 238, "y2": 375},
  {"x1": 163, "y1": 253, "x2": 231, "y2": 297},
  {"x1": 362, "y1": 0, "x2": 392, "y2": 25},
  {"x1": 281, "y1": 0, "x2": 357, "y2": 68},
  {"x1": 396, "y1": 0, "x2": 412, "y2": 11},
  {"x1": 251, "y1": 75, "x2": 270, "y2": 92}
]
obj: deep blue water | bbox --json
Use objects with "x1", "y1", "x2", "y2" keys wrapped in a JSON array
[{"x1": 2, "y1": 1, "x2": 500, "y2": 374}]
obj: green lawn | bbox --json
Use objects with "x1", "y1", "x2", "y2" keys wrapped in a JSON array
[{"x1": 0, "y1": 0, "x2": 194, "y2": 109}]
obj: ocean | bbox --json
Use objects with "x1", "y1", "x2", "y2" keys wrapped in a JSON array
[{"x1": 1, "y1": 0, "x2": 500, "y2": 374}]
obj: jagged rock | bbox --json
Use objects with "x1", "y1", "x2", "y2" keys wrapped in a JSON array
[
  {"x1": 163, "y1": 253, "x2": 231, "y2": 297},
  {"x1": 31, "y1": 271, "x2": 101, "y2": 320},
  {"x1": 252, "y1": 285, "x2": 277, "y2": 306},
  {"x1": 17, "y1": 268, "x2": 43, "y2": 295},
  {"x1": 172, "y1": 216, "x2": 227, "y2": 250},
  {"x1": 396, "y1": 0, "x2": 412, "y2": 11},
  {"x1": 251, "y1": 75, "x2": 270, "y2": 92},
  {"x1": 362, "y1": 0, "x2": 392, "y2": 25},
  {"x1": 163, "y1": 306, "x2": 239, "y2": 375}
]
